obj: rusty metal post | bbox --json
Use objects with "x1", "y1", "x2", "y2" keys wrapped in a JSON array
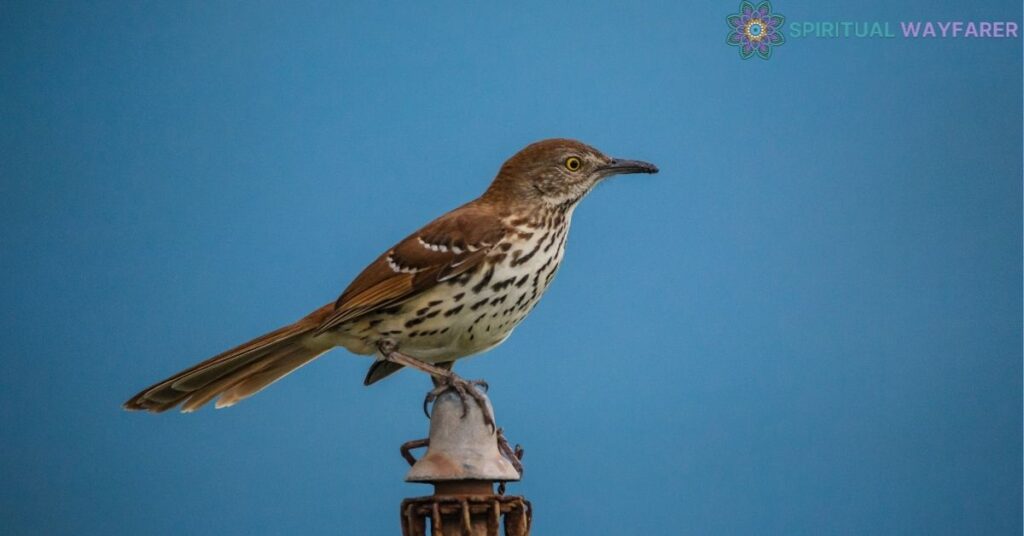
[{"x1": 399, "y1": 387, "x2": 531, "y2": 535}]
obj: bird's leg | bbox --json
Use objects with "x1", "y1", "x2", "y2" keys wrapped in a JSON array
[
  {"x1": 377, "y1": 341, "x2": 494, "y2": 430},
  {"x1": 428, "y1": 361, "x2": 455, "y2": 388}
]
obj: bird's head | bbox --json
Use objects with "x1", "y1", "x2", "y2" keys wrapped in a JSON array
[{"x1": 483, "y1": 138, "x2": 658, "y2": 208}]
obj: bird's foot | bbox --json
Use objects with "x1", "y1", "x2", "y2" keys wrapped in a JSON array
[
  {"x1": 496, "y1": 428, "x2": 524, "y2": 495},
  {"x1": 496, "y1": 427, "x2": 524, "y2": 476},
  {"x1": 423, "y1": 374, "x2": 495, "y2": 431}
]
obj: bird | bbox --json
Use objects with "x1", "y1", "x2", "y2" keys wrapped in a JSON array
[{"x1": 124, "y1": 138, "x2": 658, "y2": 416}]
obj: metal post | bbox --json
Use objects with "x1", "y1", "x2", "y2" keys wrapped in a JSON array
[{"x1": 399, "y1": 388, "x2": 531, "y2": 535}]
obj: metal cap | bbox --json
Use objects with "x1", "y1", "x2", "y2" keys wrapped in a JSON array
[{"x1": 406, "y1": 387, "x2": 521, "y2": 483}]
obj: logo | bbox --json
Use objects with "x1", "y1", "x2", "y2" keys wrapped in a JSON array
[
  {"x1": 726, "y1": 2, "x2": 1019, "y2": 57},
  {"x1": 727, "y1": 1, "x2": 786, "y2": 59}
]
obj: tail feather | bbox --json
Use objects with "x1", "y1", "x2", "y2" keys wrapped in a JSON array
[
  {"x1": 171, "y1": 349, "x2": 270, "y2": 392},
  {"x1": 363, "y1": 359, "x2": 405, "y2": 385},
  {"x1": 124, "y1": 318, "x2": 328, "y2": 413},
  {"x1": 180, "y1": 354, "x2": 281, "y2": 413},
  {"x1": 214, "y1": 347, "x2": 324, "y2": 408}
]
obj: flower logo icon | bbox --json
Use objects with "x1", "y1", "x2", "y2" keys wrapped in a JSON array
[{"x1": 727, "y1": 1, "x2": 786, "y2": 59}]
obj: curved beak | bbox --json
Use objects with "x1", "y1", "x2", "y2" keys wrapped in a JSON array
[{"x1": 598, "y1": 158, "x2": 659, "y2": 177}]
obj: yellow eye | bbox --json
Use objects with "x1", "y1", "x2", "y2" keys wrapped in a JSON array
[{"x1": 565, "y1": 157, "x2": 582, "y2": 171}]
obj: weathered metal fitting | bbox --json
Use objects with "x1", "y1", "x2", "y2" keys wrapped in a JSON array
[
  {"x1": 405, "y1": 387, "x2": 521, "y2": 483},
  {"x1": 400, "y1": 495, "x2": 532, "y2": 536}
]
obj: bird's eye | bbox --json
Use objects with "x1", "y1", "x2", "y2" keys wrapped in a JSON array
[{"x1": 565, "y1": 157, "x2": 582, "y2": 172}]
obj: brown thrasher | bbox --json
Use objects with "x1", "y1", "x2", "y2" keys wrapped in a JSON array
[{"x1": 124, "y1": 139, "x2": 658, "y2": 417}]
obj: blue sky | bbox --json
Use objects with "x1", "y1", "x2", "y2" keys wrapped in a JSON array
[{"x1": 1, "y1": 1, "x2": 1020, "y2": 534}]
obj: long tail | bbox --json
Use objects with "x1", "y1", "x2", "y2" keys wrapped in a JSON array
[{"x1": 124, "y1": 314, "x2": 330, "y2": 413}]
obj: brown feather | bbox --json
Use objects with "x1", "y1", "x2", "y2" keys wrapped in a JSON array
[
  {"x1": 363, "y1": 359, "x2": 404, "y2": 385},
  {"x1": 123, "y1": 310, "x2": 331, "y2": 412},
  {"x1": 314, "y1": 202, "x2": 507, "y2": 334},
  {"x1": 214, "y1": 346, "x2": 325, "y2": 408},
  {"x1": 180, "y1": 353, "x2": 281, "y2": 412}
]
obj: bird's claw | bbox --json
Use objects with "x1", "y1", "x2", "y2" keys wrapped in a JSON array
[
  {"x1": 422, "y1": 375, "x2": 495, "y2": 431},
  {"x1": 496, "y1": 427, "x2": 524, "y2": 475},
  {"x1": 496, "y1": 428, "x2": 525, "y2": 495}
]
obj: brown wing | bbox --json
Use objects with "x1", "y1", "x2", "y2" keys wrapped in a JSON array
[{"x1": 313, "y1": 202, "x2": 507, "y2": 335}]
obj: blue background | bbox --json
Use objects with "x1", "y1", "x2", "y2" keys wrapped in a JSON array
[{"x1": 1, "y1": 1, "x2": 1020, "y2": 534}]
